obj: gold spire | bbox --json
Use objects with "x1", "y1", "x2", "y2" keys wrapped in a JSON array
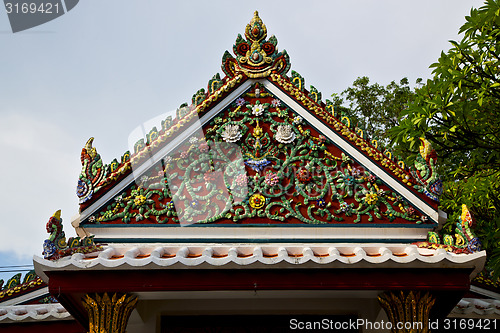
[{"x1": 245, "y1": 10, "x2": 267, "y2": 43}]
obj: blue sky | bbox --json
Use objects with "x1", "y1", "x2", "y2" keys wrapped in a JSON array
[{"x1": 0, "y1": 0, "x2": 484, "y2": 283}]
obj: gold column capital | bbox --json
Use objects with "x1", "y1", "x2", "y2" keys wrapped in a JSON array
[
  {"x1": 378, "y1": 291, "x2": 436, "y2": 333},
  {"x1": 82, "y1": 292, "x2": 138, "y2": 333}
]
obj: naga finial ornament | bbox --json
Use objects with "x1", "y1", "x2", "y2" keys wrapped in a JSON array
[
  {"x1": 222, "y1": 11, "x2": 291, "y2": 78},
  {"x1": 421, "y1": 204, "x2": 481, "y2": 253},
  {"x1": 77, "y1": 137, "x2": 107, "y2": 204},
  {"x1": 42, "y1": 210, "x2": 103, "y2": 260},
  {"x1": 411, "y1": 138, "x2": 442, "y2": 201}
]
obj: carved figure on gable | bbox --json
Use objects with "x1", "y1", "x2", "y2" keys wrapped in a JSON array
[
  {"x1": 77, "y1": 138, "x2": 107, "y2": 204},
  {"x1": 411, "y1": 138, "x2": 443, "y2": 202},
  {"x1": 42, "y1": 210, "x2": 102, "y2": 260}
]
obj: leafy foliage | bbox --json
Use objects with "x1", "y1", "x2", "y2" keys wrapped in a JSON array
[
  {"x1": 390, "y1": 0, "x2": 500, "y2": 174},
  {"x1": 389, "y1": 0, "x2": 500, "y2": 277},
  {"x1": 332, "y1": 76, "x2": 420, "y2": 146}
]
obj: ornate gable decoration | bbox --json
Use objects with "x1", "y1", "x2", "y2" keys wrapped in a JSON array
[
  {"x1": 75, "y1": 12, "x2": 444, "y2": 238},
  {"x1": 81, "y1": 82, "x2": 432, "y2": 227},
  {"x1": 222, "y1": 11, "x2": 290, "y2": 79}
]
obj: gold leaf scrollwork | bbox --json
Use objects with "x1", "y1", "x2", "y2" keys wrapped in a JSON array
[
  {"x1": 378, "y1": 291, "x2": 435, "y2": 333},
  {"x1": 82, "y1": 292, "x2": 138, "y2": 333}
]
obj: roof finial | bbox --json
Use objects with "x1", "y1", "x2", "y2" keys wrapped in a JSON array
[
  {"x1": 221, "y1": 11, "x2": 290, "y2": 78},
  {"x1": 246, "y1": 10, "x2": 267, "y2": 42},
  {"x1": 42, "y1": 210, "x2": 103, "y2": 260}
]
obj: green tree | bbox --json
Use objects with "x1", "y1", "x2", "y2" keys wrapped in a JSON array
[
  {"x1": 389, "y1": 0, "x2": 500, "y2": 276},
  {"x1": 332, "y1": 76, "x2": 419, "y2": 147}
]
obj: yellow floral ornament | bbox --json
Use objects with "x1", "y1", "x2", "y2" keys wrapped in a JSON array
[
  {"x1": 364, "y1": 193, "x2": 378, "y2": 205},
  {"x1": 249, "y1": 193, "x2": 266, "y2": 209},
  {"x1": 134, "y1": 195, "x2": 147, "y2": 206}
]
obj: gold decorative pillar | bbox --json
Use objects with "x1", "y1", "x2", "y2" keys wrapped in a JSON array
[
  {"x1": 378, "y1": 291, "x2": 436, "y2": 333},
  {"x1": 82, "y1": 293, "x2": 138, "y2": 333}
]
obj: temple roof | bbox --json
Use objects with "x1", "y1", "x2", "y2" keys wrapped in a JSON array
[
  {"x1": 0, "y1": 271, "x2": 66, "y2": 325},
  {"x1": 73, "y1": 11, "x2": 444, "y2": 244}
]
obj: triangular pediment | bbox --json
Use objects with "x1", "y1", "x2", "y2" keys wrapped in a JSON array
[{"x1": 74, "y1": 12, "x2": 444, "y2": 244}]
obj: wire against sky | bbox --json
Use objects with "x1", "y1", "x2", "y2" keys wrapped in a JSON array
[{"x1": 0, "y1": 269, "x2": 34, "y2": 273}]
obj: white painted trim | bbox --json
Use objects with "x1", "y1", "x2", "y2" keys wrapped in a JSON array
[
  {"x1": 470, "y1": 285, "x2": 500, "y2": 300},
  {"x1": 262, "y1": 79, "x2": 439, "y2": 223},
  {"x1": 1, "y1": 287, "x2": 49, "y2": 307},
  {"x1": 83, "y1": 225, "x2": 430, "y2": 241},
  {"x1": 0, "y1": 304, "x2": 71, "y2": 323},
  {"x1": 32, "y1": 245, "x2": 486, "y2": 280},
  {"x1": 79, "y1": 80, "x2": 255, "y2": 221}
]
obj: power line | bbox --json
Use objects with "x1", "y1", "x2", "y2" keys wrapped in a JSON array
[
  {"x1": 0, "y1": 265, "x2": 33, "y2": 269},
  {"x1": 0, "y1": 269, "x2": 34, "y2": 273}
]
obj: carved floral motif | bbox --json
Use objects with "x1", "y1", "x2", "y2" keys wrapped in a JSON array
[
  {"x1": 221, "y1": 124, "x2": 242, "y2": 143},
  {"x1": 275, "y1": 124, "x2": 295, "y2": 144},
  {"x1": 87, "y1": 84, "x2": 424, "y2": 226}
]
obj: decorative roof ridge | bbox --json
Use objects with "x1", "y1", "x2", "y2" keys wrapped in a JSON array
[
  {"x1": 268, "y1": 73, "x2": 443, "y2": 205},
  {"x1": 269, "y1": 73, "x2": 411, "y2": 175},
  {"x1": 287, "y1": 70, "x2": 410, "y2": 164}
]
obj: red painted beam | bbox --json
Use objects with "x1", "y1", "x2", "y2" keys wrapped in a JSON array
[
  {"x1": 47, "y1": 268, "x2": 472, "y2": 294},
  {"x1": 0, "y1": 320, "x2": 85, "y2": 333}
]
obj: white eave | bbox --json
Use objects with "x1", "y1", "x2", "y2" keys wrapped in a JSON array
[
  {"x1": 33, "y1": 244, "x2": 486, "y2": 283},
  {"x1": 80, "y1": 224, "x2": 435, "y2": 244},
  {"x1": 0, "y1": 304, "x2": 71, "y2": 324},
  {"x1": 450, "y1": 298, "x2": 500, "y2": 318}
]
